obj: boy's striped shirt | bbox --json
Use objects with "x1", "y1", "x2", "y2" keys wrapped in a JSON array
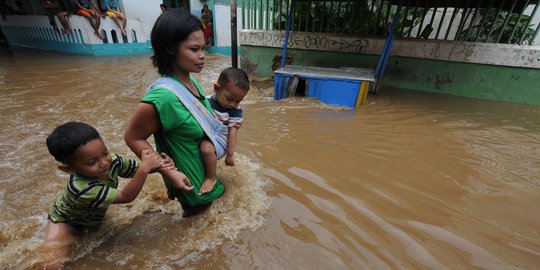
[{"x1": 48, "y1": 154, "x2": 140, "y2": 227}]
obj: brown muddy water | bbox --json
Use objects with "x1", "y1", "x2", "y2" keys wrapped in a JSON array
[{"x1": 1, "y1": 47, "x2": 539, "y2": 269}]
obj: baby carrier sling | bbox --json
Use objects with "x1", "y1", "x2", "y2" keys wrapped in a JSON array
[{"x1": 147, "y1": 77, "x2": 228, "y2": 159}]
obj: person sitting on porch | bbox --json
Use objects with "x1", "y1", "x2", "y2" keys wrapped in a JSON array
[
  {"x1": 71, "y1": 0, "x2": 103, "y2": 39},
  {"x1": 14, "y1": 0, "x2": 26, "y2": 15},
  {"x1": 105, "y1": 0, "x2": 127, "y2": 37},
  {"x1": 41, "y1": 0, "x2": 71, "y2": 34},
  {"x1": 1, "y1": 0, "x2": 14, "y2": 21},
  {"x1": 160, "y1": 3, "x2": 167, "y2": 13},
  {"x1": 201, "y1": 4, "x2": 213, "y2": 46}
]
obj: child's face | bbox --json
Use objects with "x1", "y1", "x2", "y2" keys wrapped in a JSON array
[
  {"x1": 214, "y1": 81, "x2": 248, "y2": 110},
  {"x1": 67, "y1": 138, "x2": 112, "y2": 180}
]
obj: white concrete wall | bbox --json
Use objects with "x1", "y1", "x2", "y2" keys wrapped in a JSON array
[
  {"x1": 214, "y1": 4, "x2": 243, "y2": 47},
  {"x1": 191, "y1": 0, "x2": 205, "y2": 19},
  {"x1": 122, "y1": 0, "x2": 162, "y2": 40}
]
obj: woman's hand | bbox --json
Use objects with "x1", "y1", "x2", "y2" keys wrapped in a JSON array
[
  {"x1": 160, "y1": 152, "x2": 177, "y2": 171},
  {"x1": 163, "y1": 169, "x2": 194, "y2": 191}
]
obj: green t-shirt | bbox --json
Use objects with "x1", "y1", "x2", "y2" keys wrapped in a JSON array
[
  {"x1": 48, "y1": 154, "x2": 139, "y2": 227},
  {"x1": 142, "y1": 75, "x2": 224, "y2": 206}
]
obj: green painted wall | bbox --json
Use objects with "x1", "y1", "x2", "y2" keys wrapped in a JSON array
[{"x1": 241, "y1": 45, "x2": 540, "y2": 105}]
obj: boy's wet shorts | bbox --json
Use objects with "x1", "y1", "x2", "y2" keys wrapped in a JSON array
[
  {"x1": 77, "y1": 9, "x2": 97, "y2": 17},
  {"x1": 47, "y1": 214, "x2": 88, "y2": 233}
]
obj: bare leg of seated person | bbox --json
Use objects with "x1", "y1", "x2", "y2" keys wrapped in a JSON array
[
  {"x1": 57, "y1": 12, "x2": 70, "y2": 34},
  {"x1": 83, "y1": 12, "x2": 102, "y2": 39},
  {"x1": 199, "y1": 138, "x2": 217, "y2": 195},
  {"x1": 117, "y1": 13, "x2": 127, "y2": 36},
  {"x1": 112, "y1": 16, "x2": 126, "y2": 36},
  {"x1": 121, "y1": 14, "x2": 127, "y2": 36},
  {"x1": 82, "y1": 16, "x2": 102, "y2": 39}
]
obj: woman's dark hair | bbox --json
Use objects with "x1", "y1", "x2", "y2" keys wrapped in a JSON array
[
  {"x1": 151, "y1": 9, "x2": 203, "y2": 76},
  {"x1": 46, "y1": 121, "x2": 101, "y2": 164}
]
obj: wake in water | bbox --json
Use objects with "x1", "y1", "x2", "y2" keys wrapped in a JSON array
[{"x1": 6, "y1": 153, "x2": 271, "y2": 269}]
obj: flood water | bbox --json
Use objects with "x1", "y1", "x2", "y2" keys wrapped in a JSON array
[{"x1": 1, "y1": 46, "x2": 539, "y2": 269}]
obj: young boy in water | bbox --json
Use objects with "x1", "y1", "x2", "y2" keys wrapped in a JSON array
[
  {"x1": 199, "y1": 67, "x2": 250, "y2": 195},
  {"x1": 42, "y1": 121, "x2": 175, "y2": 267}
]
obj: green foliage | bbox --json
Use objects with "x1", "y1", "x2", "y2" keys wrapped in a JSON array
[
  {"x1": 458, "y1": 8, "x2": 535, "y2": 44},
  {"x1": 271, "y1": 0, "x2": 425, "y2": 36},
  {"x1": 267, "y1": 0, "x2": 535, "y2": 44}
]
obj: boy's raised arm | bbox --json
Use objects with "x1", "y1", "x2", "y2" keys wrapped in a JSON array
[{"x1": 114, "y1": 150, "x2": 162, "y2": 204}]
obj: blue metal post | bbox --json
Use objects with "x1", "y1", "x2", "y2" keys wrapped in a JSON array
[
  {"x1": 281, "y1": 0, "x2": 295, "y2": 67},
  {"x1": 374, "y1": 0, "x2": 404, "y2": 93}
]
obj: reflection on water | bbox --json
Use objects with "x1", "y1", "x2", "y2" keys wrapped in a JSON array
[{"x1": 1, "y1": 47, "x2": 539, "y2": 269}]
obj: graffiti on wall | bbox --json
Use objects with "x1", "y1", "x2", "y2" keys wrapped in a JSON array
[
  {"x1": 240, "y1": 30, "x2": 540, "y2": 69},
  {"x1": 240, "y1": 30, "x2": 369, "y2": 54}
]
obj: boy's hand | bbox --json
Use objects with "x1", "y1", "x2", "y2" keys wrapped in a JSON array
[
  {"x1": 160, "y1": 152, "x2": 177, "y2": 171},
  {"x1": 233, "y1": 122, "x2": 242, "y2": 129},
  {"x1": 140, "y1": 149, "x2": 162, "y2": 173},
  {"x1": 225, "y1": 154, "x2": 235, "y2": 166}
]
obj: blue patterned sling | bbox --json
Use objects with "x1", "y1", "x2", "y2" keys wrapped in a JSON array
[{"x1": 147, "y1": 77, "x2": 228, "y2": 159}]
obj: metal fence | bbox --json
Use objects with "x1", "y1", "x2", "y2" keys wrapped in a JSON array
[{"x1": 241, "y1": 0, "x2": 540, "y2": 45}]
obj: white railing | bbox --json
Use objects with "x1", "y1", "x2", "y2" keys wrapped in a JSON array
[{"x1": 0, "y1": 14, "x2": 148, "y2": 45}]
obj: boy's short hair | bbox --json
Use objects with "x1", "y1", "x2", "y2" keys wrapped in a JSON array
[
  {"x1": 217, "y1": 67, "x2": 250, "y2": 91},
  {"x1": 151, "y1": 9, "x2": 203, "y2": 76},
  {"x1": 46, "y1": 121, "x2": 101, "y2": 164}
]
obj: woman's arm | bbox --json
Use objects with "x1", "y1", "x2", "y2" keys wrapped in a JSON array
[
  {"x1": 124, "y1": 103, "x2": 158, "y2": 157},
  {"x1": 124, "y1": 103, "x2": 193, "y2": 191}
]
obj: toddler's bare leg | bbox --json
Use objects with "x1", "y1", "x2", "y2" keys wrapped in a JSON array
[{"x1": 199, "y1": 138, "x2": 217, "y2": 195}]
